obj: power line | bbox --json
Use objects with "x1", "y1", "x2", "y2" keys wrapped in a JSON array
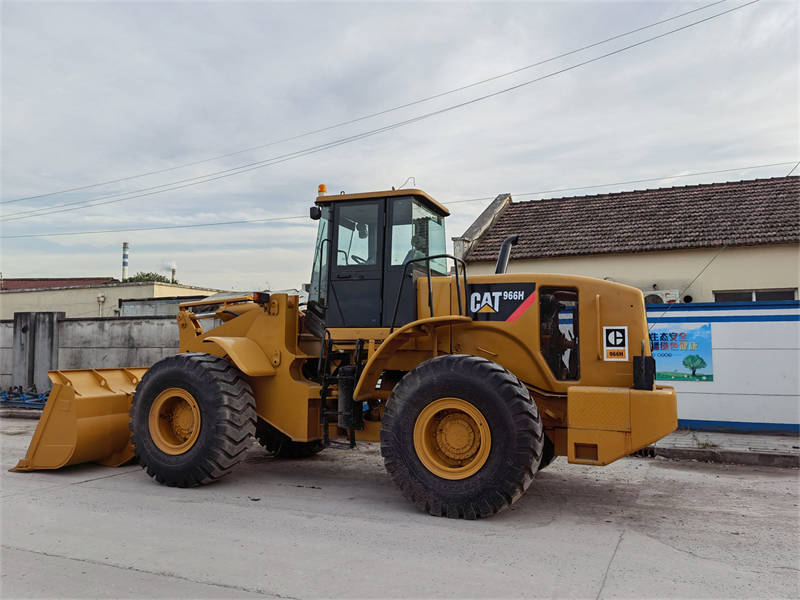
[
  {"x1": 2, "y1": 120, "x2": 430, "y2": 222},
  {"x1": 0, "y1": 0, "x2": 761, "y2": 224},
  {"x1": 4, "y1": 159, "x2": 790, "y2": 240},
  {"x1": 446, "y1": 161, "x2": 798, "y2": 205},
  {"x1": 1, "y1": 0, "x2": 728, "y2": 206},
  {"x1": 1, "y1": 215, "x2": 308, "y2": 239}
]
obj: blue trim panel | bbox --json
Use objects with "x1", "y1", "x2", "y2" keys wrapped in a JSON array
[
  {"x1": 650, "y1": 315, "x2": 800, "y2": 323},
  {"x1": 646, "y1": 301, "x2": 799, "y2": 322},
  {"x1": 647, "y1": 300, "x2": 800, "y2": 311},
  {"x1": 679, "y1": 419, "x2": 800, "y2": 434}
]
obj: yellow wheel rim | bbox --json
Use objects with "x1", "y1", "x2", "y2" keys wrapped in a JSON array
[
  {"x1": 413, "y1": 398, "x2": 491, "y2": 480},
  {"x1": 149, "y1": 388, "x2": 201, "y2": 455}
]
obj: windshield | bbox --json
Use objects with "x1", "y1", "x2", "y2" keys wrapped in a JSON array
[{"x1": 336, "y1": 202, "x2": 380, "y2": 267}]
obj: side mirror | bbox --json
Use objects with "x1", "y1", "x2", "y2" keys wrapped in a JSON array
[{"x1": 310, "y1": 206, "x2": 322, "y2": 220}]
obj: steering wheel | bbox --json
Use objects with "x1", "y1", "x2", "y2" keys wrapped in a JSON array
[{"x1": 350, "y1": 254, "x2": 367, "y2": 265}]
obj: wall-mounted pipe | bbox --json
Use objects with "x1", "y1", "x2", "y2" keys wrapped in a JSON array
[{"x1": 494, "y1": 235, "x2": 519, "y2": 274}]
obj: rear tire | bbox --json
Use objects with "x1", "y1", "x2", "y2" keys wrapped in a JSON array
[
  {"x1": 255, "y1": 418, "x2": 325, "y2": 458},
  {"x1": 130, "y1": 353, "x2": 256, "y2": 487},
  {"x1": 381, "y1": 355, "x2": 544, "y2": 519},
  {"x1": 538, "y1": 432, "x2": 557, "y2": 471}
]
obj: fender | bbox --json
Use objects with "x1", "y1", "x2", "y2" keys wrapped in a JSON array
[
  {"x1": 203, "y1": 336, "x2": 277, "y2": 377},
  {"x1": 353, "y1": 315, "x2": 472, "y2": 401}
]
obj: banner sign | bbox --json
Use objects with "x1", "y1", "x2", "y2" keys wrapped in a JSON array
[{"x1": 649, "y1": 323, "x2": 714, "y2": 382}]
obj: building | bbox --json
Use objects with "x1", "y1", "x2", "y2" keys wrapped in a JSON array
[
  {"x1": 456, "y1": 176, "x2": 799, "y2": 303},
  {"x1": 454, "y1": 176, "x2": 799, "y2": 433},
  {"x1": 0, "y1": 278, "x2": 224, "y2": 320}
]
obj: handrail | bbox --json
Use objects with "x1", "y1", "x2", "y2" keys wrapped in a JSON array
[
  {"x1": 390, "y1": 254, "x2": 469, "y2": 333},
  {"x1": 178, "y1": 294, "x2": 253, "y2": 309},
  {"x1": 312, "y1": 237, "x2": 332, "y2": 310},
  {"x1": 317, "y1": 329, "x2": 333, "y2": 381}
]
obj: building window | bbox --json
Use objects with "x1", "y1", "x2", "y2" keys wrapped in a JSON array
[{"x1": 714, "y1": 289, "x2": 797, "y2": 303}]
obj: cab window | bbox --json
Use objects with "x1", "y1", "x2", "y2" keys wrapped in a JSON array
[
  {"x1": 539, "y1": 287, "x2": 579, "y2": 380},
  {"x1": 390, "y1": 197, "x2": 447, "y2": 275}
]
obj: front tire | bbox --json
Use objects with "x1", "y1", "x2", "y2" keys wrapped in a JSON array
[
  {"x1": 381, "y1": 355, "x2": 544, "y2": 519},
  {"x1": 130, "y1": 353, "x2": 256, "y2": 487}
]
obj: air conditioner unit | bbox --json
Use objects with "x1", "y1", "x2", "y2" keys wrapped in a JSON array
[{"x1": 643, "y1": 290, "x2": 680, "y2": 304}]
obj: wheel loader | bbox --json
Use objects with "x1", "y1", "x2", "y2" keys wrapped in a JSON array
[{"x1": 13, "y1": 185, "x2": 677, "y2": 519}]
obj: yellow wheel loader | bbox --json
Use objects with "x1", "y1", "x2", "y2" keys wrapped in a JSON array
[{"x1": 13, "y1": 186, "x2": 677, "y2": 519}]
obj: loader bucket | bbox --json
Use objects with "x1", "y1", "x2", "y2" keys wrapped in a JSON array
[{"x1": 11, "y1": 368, "x2": 148, "y2": 472}]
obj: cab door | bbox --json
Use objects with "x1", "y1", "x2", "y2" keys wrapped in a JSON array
[{"x1": 326, "y1": 199, "x2": 385, "y2": 328}]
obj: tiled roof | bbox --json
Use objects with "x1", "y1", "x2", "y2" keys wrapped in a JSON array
[
  {"x1": 0, "y1": 277, "x2": 118, "y2": 290},
  {"x1": 465, "y1": 176, "x2": 799, "y2": 262}
]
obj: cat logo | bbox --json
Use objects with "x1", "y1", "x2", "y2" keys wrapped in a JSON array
[
  {"x1": 603, "y1": 326, "x2": 628, "y2": 361},
  {"x1": 468, "y1": 283, "x2": 537, "y2": 322},
  {"x1": 471, "y1": 292, "x2": 502, "y2": 314}
]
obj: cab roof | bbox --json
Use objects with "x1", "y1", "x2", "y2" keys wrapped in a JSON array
[{"x1": 315, "y1": 188, "x2": 449, "y2": 217}]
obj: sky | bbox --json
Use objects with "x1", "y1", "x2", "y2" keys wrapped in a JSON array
[{"x1": 1, "y1": 1, "x2": 797, "y2": 292}]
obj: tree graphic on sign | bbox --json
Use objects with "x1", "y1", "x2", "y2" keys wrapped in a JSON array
[{"x1": 682, "y1": 355, "x2": 707, "y2": 376}]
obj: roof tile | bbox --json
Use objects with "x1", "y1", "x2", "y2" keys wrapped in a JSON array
[
  {"x1": 466, "y1": 176, "x2": 799, "y2": 262},
  {"x1": 0, "y1": 277, "x2": 118, "y2": 290}
]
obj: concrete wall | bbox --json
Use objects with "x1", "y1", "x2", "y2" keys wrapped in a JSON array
[
  {"x1": 0, "y1": 282, "x2": 219, "y2": 319},
  {"x1": 467, "y1": 244, "x2": 799, "y2": 303},
  {"x1": 10, "y1": 312, "x2": 64, "y2": 392},
  {"x1": 57, "y1": 317, "x2": 179, "y2": 370},
  {"x1": 3, "y1": 313, "x2": 179, "y2": 392},
  {"x1": 0, "y1": 321, "x2": 12, "y2": 389},
  {"x1": 120, "y1": 296, "x2": 207, "y2": 317}
]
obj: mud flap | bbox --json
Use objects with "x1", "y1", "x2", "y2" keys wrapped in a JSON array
[{"x1": 11, "y1": 368, "x2": 148, "y2": 472}]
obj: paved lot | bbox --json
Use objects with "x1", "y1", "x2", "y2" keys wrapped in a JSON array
[{"x1": 1, "y1": 417, "x2": 798, "y2": 599}]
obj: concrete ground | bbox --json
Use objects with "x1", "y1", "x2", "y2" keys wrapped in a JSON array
[{"x1": 1, "y1": 416, "x2": 798, "y2": 600}]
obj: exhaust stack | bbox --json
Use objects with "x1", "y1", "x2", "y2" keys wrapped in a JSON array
[
  {"x1": 494, "y1": 235, "x2": 519, "y2": 274},
  {"x1": 122, "y1": 242, "x2": 129, "y2": 281}
]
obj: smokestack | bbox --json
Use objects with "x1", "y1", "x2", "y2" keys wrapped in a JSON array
[
  {"x1": 122, "y1": 242, "x2": 129, "y2": 281},
  {"x1": 171, "y1": 267, "x2": 176, "y2": 284}
]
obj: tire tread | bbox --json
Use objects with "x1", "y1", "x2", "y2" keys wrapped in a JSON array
[
  {"x1": 380, "y1": 354, "x2": 544, "y2": 519},
  {"x1": 130, "y1": 353, "x2": 256, "y2": 487}
]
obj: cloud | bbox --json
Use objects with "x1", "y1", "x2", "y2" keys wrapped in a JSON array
[{"x1": 2, "y1": 2, "x2": 797, "y2": 290}]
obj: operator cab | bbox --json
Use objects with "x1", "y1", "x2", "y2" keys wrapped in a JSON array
[{"x1": 306, "y1": 186, "x2": 449, "y2": 337}]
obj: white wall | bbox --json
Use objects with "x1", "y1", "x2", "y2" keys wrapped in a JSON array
[
  {"x1": 647, "y1": 302, "x2": 800, "y2": 432},
  {"x1": 468, "y1": 244, "x2": 799, "y2": 303},
  {"x1": 0, "y1": 282, "x2": 219, "y2": 319}
]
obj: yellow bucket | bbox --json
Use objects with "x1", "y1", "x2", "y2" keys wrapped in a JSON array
[{"x1": 11, "y1": 368, "x2": 148, "y2": 472}]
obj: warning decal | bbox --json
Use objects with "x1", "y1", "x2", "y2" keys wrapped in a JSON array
[
  {"x1": 603, "y1": 326, "x2": 628, "y2": 361},
  {"x1": 468, "y1": 283, "x2": 537, "y2": 322}
]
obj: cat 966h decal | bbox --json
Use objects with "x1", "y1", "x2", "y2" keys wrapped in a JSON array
[{"x1": 469, "y1": 283, "x2": 537, "y2": 321}]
